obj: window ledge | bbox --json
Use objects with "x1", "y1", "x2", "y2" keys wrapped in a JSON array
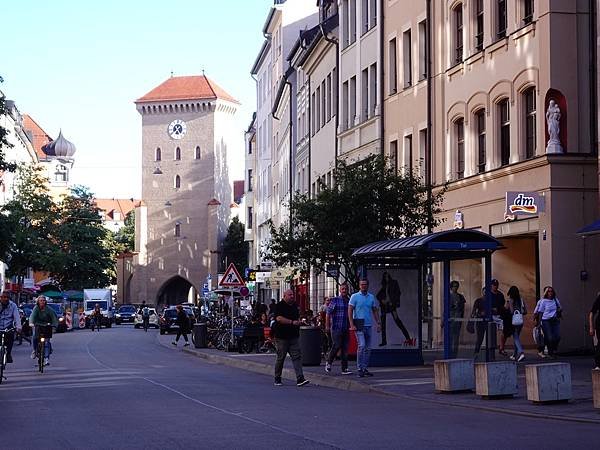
[
  {"x1": 446, "y1": 62, "x2": 463, "y2": 78},
  {"x1": 465, "y1": 50, "x2": 484, "y2": 66},
  {"x1": 488, "y1": 37, "x2": 508, "y2": 56},
  {"x1": 513, "y1": 22, "x2": 536, "y2": 41}
]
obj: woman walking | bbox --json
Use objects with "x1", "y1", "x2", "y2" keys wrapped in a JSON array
[
  {"x1": 172, "y1": 305, "x2": 190, "y2": 347},
  {"x1": 534, "y1": 286, "x2": 562, "y2": 358},
  {"x1": 506, "y1": 286, "x2": 526, "y2": 362}
]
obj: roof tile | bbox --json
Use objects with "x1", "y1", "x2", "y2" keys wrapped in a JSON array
[{"x1": 135, "y1": 75, "x2": 239, "y2": 104}]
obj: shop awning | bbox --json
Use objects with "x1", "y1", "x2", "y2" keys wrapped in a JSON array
[
  {"x1": 577, "y1": 219, "x2": 600, "y2": 236},
  {"x1": 353, "y1": 229, "x2": 503, "y2": 264},
  {"x1": 42, "y1": 290, "x2": 64, "y2": 299}
]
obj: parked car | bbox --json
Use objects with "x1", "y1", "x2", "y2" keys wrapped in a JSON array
[
  {"x1": 159, "y1": 306, "x2": 195, "y2": 335},
  {"x1": 115, "y1": 305, "x2": 137, "y2": 324},
  {"x1": 134, "y1": 307, "x2": 159, "y2": 329},
  {"x1": 47, "y1": 303, "x2": 67, "y2": 333}
]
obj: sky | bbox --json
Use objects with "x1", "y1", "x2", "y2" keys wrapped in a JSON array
[{"x1": 1, "y1": 0, "x2": 272, "y2": 199}]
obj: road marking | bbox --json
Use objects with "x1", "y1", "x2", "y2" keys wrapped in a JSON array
[
  {"x1": 0, "y1": 381, "x2": 126, "y2": 391},
  {"x1": 371, "y1": 378, "x2": 434, "y2": 387}
]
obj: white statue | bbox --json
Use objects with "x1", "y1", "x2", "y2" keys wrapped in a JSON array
[{"x1": 546, "y1": 99, "x2": 563, "y2": 154}]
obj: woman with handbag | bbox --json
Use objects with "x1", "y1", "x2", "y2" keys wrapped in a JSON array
[
  {"x1": 506, "y1": 286, "x2": 526, "y2": 362},
  {"x1": 533, "y1": 286, "x2": 562, "y2": 358}
]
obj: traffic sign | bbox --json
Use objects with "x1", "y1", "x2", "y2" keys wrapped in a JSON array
[
  {"x1": 219, "y1": 263, "x2": 246, "y2": 287},
  {"x1": 239, "y1": 286, "x2": 250, "y2": 297}
]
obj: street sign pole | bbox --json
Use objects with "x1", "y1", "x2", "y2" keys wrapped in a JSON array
[{"x1": 230, "y1": 288, "x2": 234, "y2": 348}]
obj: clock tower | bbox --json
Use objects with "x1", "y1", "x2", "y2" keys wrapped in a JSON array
[{"x1": 130, "y1": 75, "x2": 239, "y2": 306}]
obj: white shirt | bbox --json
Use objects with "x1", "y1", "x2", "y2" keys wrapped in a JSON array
[{"x1": 534, "y1": 298, "x2": 562, "y2": 320}]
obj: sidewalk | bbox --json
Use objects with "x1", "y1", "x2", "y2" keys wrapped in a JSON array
[{"x1": 157, "y1": 334, "x2": 600, "y2": 424}]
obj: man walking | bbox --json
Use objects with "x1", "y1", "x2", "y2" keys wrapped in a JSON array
[
  {"x1": 325, "y1": 284, "x2": 352, "y2": 375},
  {"x1": 0, "y1": 292, "x2": 22, "y2": 364},
  {"x1": 349, "y1": 279, "x2": 381, "y2": 377},
  {"x1": 273, "y1": 289, "x2": 309, "y2": 387}
]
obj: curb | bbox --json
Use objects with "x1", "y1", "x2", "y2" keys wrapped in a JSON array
[{"x1": 167, "y1": 342, "x2": 600, "y2": 424}]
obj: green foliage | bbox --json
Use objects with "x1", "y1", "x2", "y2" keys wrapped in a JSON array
[
  {"x1": 0, "y1": 75, "x2": 17, "y2": 172},
  {"x1": 50, "y1": 185, "x2": 113, "y2": 290},
  {"x1": 113, "y1": 210, "x2": 135, "y2": 252},
  {"x1": 221, "y1": 216, "x2": 249, "y2": 274},
  {"x1": 263, "y1": 155, "x2": 446, "y2": 290}
]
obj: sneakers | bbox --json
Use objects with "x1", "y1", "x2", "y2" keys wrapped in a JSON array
[
  {"x1": 509, "y1": 355, "x2": 516, "y2": 361},
  {"x1": 297, "y1": 378, "x2": 310, "y2": 387},
  {"x1": 325, "y1": 362, "x2": 331, "y2": 373},
  {"x1": 43, "y1": 358, "x2": 49, "y2": 366},
  {"x1": 183, "y1": 343, "x2": 190, "y2": 347},
  {"x1": 31, "y1": 350, "x2": 36, "y2": 360},
  {"x1": 538, "y1": 351, "x2": 547, "y2": 359},
  {"x1": 363, "y1": 369, "x2": 374, "y2": 377},
  {"x1": 341, "y1": 369, "x2": 353, "y2": 375},
  {"x1": 274, "y1": 378, "x2": 283, "y2": 386},
  {"x1": 517, "y1": 353, "x2": 526, "y2": 362},
  {"x1": 357, "y1": 370, "x2": 365, "y2": 378},
  {"x1": 171, "y1": 341, "x2": 177, "y2": 346}
]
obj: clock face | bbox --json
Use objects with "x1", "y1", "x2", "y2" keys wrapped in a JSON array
[{"x1": 168, "y1": 119, "x2": 187, "y2": 140}]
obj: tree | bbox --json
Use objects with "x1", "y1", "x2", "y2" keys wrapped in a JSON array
[
  {"x1": 0, "y1": 75, "x2": 17, "y2": 172},
  {"x1": 51, "y1": 186, "x2": 113, "y2": 290},
  {"x1": 0, "y1": 165, "x2": 57, "y2": 286},
  {"x1": 263, "y1": 155, "x2": 446, "y2": 290},
  {"x1": 113, "y1": 210, "x2": 135, "y2": 252},
  {"x1": 221, "y1": 216, "x2": 249, "y2": 274}
]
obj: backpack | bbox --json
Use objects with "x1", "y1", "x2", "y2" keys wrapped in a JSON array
[{"x1": 142, "y1": 307, "x2": 150, "y2": 317}]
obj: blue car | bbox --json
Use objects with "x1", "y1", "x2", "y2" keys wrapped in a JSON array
[{"x1": 115, "y1": 305, "x2": 137, "y2": 324}]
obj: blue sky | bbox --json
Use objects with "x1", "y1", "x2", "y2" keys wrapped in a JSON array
[{"x1": 1, "y1": 0, "x2": 271, "y2": 198}]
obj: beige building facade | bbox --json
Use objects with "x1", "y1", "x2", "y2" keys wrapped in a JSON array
[
  {"x1": 384, "y1": 0, "x2": 599, "y2": 351},
  {"x1": 130, "y1": 75, "x2": 237, "y2": 306}
]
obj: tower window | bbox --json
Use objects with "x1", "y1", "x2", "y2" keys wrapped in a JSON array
[
  {"x1": 195, "y1": 146, "x2": 201, "y2": 160},
  {"x1": 175, "y1": 147, "x2": 181, "y2": 161},
  {"x1": 155, "y1": 147, "x2": 161, "y2": 161},
  {"x1": 174, "y1": 175, "x2": 181, "y2": 189}
]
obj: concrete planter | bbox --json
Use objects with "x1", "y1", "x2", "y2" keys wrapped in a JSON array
[
  {"x1": 434, "y1": 359, "x2": 474, "y2": 393},
  {"x1": 593, "y1": 369, "x2": 600, "y2": 409},
  {"x1": 525, "y1": 362, "x2": 572, "y2": 403},
  {"x1": 475, "y1": 361, "x2": 517, "y2": 398}
]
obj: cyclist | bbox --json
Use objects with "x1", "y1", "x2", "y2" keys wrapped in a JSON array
[
  {"x1": 92, "y1": 303, "x2": 102, "y2": 331},
  {"x1": 0, "y1": 292, "x2": 22, "y2": 364},
  {"x1": 29, "y1": 296, "x2": 58, "y2": 366},
  {"x1": 139, "y1": 301, "x2": 150, "y2": 331}
]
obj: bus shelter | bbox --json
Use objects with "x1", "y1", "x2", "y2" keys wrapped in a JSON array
[{"x1": 353, "y1": 229, "x2": 503, "y2": 365}]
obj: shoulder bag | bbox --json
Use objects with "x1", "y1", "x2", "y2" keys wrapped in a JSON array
[{"x1": 512, "y1": 309, "x2": 524, "y2": 326}]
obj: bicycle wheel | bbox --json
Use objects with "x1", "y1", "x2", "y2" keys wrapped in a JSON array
[
  {"x1": 38, "y1": 341, "x2": 44, "y2": 373},
  {"x1": 0, "y1": 345, "x2": 5, "y2": 383}
]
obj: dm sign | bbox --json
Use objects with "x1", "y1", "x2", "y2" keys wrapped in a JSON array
[{"x1": 505, "y1": 192, "x2": 544, "y2": 216}]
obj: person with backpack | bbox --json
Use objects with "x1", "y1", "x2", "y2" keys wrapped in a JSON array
[
  {"x1": 139, "y1": 301, "x2": 150, "y2": 332},
  {"x1": 534, "y1": 286, "x2": 562, "y2": 358},
  {"x1": 506, "y1": 286, "x2": 527, "y2": 362},
  {"x1": 172, "y1": 305, "x2": 190, "y2": 346}
]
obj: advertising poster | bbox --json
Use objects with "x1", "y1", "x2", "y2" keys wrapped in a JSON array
[{"x1": 369, "y1": 268, "x2": 419, "y2": 350}]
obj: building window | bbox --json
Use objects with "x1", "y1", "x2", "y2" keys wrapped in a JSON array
[
  {"x1": 499, "y1": 98, "x2": 510, "y2": 166},
  {"x1": 195, "y1": 146, "x2": 201, "y2": 159},
  {"x1": 342, "y1": 0, "x2": 349, "y2": 46},
  {"x1": 419, "y1": 128, "x2": 427, "y2": 178},
  {"x1": 174, "y1": 175, "x2": 181, "y2": 189},
  {"x1": 316, "y1": 86, "x2": 321, "y2": 130},
  {"x1": 350, "y1": 76, "x2": 357, "y2": 126},
  {"x1": 497, "y1": 0, "x2": 507, "y2": 39},
  {"x1": 390, "y1": 140, "x2": 398, "y2": 172},
  {"x1": 403, "y1": 30, "x2": 412, "y2": 88},
  {"x1": 175, "y1": 147, "x2": 181, "y2": 160},
  {"x1": 247, "y1": 207, "x2": 253, "y2": 230},
  {"x1": 311, "y1": 92, "x2": 316, "y2": 135},
  {"x1": 455, "y1": 118, "x2": 465, "y2": 179},
  {"x1": 369, "y1": 64, "x2": 377, "y2": 117},
  {"x1": 332, "y1": 68, "x2": 338, "y2": 117},
  {"x1": 55, "y1": 164, "x2": 68, "y2": 182},
  {"x1": 524, "y1": 87, "x2": 536, "y2": 159},
  {"x1": 362, "y1": 68, "x2": 369, "y2": 120},
  {"x1": 175, "y1": 223, "x2": 181, "y2": 238},
  {"x1": 155, "y1": 147, "x2": 161, "y2": 161},
  {"x1": 453, "y1": 4, "x2": 463, "y2": 64},
  {"x1": 475, "y1": 0, "x2": 484, "y2": 51},
  {"x1": 404, "y1": 134, "x2": 413, "y2": 174},
  {"x1": 475, "y1": 109, "x2": 486, "y2": 173},
  {"x1": 418, "y1": 20, "x2": 427, "y2": 80},
  {"x1": 523, "y1": 0, "x2": 534, "y2": 24},
  {"x1": 248, "y1": 169, "x2": 253, "y2": 192},
  {"x1": 370, "y1": 0, "x2": 377, "y2": 28},
  {"x1": 342, "y1": 80, "x2": 349, "y2": 129},
  {"x1": 321, "y1": 80, "x2": 326, "y2": 128},
  {"x1": 326, "y1": 73, "x2": 332, "y2": 121},
  {"x1": 361, "y1": 0, "x2": 369, "y2": 34},
  {"x1": 389, "y1": 38, "x2": 397, "y2": 94},
  {"x1": 350, "y1": 0, "x2": 357, "y2": 44}
]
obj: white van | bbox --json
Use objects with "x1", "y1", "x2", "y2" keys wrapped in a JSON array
[{"x1": 83, "y1": 289, "x2": 114, "y2": 327}]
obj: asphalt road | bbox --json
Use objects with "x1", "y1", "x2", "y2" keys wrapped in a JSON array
[{"x1": 1, "y1": 326, "x2": 597, "y2": 450}]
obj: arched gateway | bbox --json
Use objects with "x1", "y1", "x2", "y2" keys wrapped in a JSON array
[{"x1": 156, "y1": 276, "x2": 197, "y2": 306}]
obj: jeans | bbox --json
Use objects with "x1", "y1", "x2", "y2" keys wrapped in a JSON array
[
  {"x1": 327, "y1": 329, "x2": 349, "y2": 370},
  {"x1": 274, "y1": 337, "x2": 304, "y2": 381},
  {"x1": 32, "y1": 332, "x2": 51, "y2": 358},
  {"x1": 512, "y1": 325, "x2": 524, "y2": 357},
  {"x1": 175, "y1": 329, "x2": 189, "y2": 342},
  {"x1": 541, "y1": 318, "x2": 561, "y2": 355},
  {"x1": 355, "y1": 326, "x2": 372, "y2": 371}
]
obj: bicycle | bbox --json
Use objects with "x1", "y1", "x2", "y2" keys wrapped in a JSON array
[
  {"x1": 36, "y1": 324, "x2": 53, "y2": 374},
  {"x1": 143, "y1": 316, "x2": 149, "y2": 332},
  {"x1": 0, "y1": 327, "x2": 15, "y2": 384}
]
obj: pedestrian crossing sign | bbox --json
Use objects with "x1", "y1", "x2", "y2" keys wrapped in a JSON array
[{"x1": 219, "y1": 263, "x2": 246, "y2": 287}]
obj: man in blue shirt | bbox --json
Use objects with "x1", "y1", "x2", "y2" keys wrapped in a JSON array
[
  {"x1": 348, "y1": 279, "x2": 381, "y2": 377},
  {"x1": 0, "y1": 292, "x2": 22, "y2": 364},
  {"x1": 325, "y1": 283, "x2": 352, "y2": 375}
]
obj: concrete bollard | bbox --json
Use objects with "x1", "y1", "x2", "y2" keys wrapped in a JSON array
[
  {"x1": 525, "y1": 362, "x2": 572, "y2": 403},
  {"x1": 475, "y1": 361, "x2": 517, "y2": 398},
  {"x1": 593, "y1": 369, "x2": 600, "y2": 409},
  {"x1": 434, "y1": 359, "x2": 474, "y2": 393}
]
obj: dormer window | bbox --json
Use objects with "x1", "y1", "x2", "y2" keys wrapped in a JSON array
[{"x1": 54, "y1": 164, "x2": 68, "y2": 182}]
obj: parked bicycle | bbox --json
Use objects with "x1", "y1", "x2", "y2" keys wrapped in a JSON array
[{"x1": 0, "y1": 327, "x2": 15, "y2": 383}]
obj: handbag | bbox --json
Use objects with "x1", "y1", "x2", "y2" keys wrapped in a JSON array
[
  {"x1": 533, "y1": 325, "x2": 544, "y2": 346},
  {"x1": 512, "y1": 310, "x2": 523, "y2": 326},
  {"x1": 554, "y1": 299, "x2": 563, "y2": 319}
]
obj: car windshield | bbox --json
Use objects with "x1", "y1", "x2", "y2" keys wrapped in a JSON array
[
  {"x1": 164, "y1": 309, "x2": 177, "y2": 318},
  {"x1": 47, "y1": 303, "x2": 63, "y2": 314},
  {"x1": 87, "y1": 301, "x2": 108, "y2": 310},
  {"x1": 119, "y1": 306, "x2": 136, "y2": 313}
]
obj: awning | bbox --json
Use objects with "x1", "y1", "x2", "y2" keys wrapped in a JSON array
[
  {"x1": 577, "y1": 219, "x2": 600, "y2": 236},
  {"x1": 353, "y1": 229, "x2": 503, "y2": 264},
  {"x1": 41, "y1": 290, "x2": 64, "y2": 299}
]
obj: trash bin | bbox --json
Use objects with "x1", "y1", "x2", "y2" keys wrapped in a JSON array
[
  {"x1": 193, "y1": 322, "x2": 208, "y2": 348},
  {"x1": 299, "y1": 326, "x2": 322, "y2": 366}
]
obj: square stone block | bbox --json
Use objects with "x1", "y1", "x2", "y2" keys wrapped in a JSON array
[
  {"x1": 434, "y1": 359, "x2": 474, "y2": 393},
  {"x1": 525, "y1": 363, "x2": 572, "y2": 403},
  {"x1": 593, "y1": 369, "x2": 600, "y2": 409},
  {"x1": 475, "y1": 361, "x2": 518, "y2": 398}
]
